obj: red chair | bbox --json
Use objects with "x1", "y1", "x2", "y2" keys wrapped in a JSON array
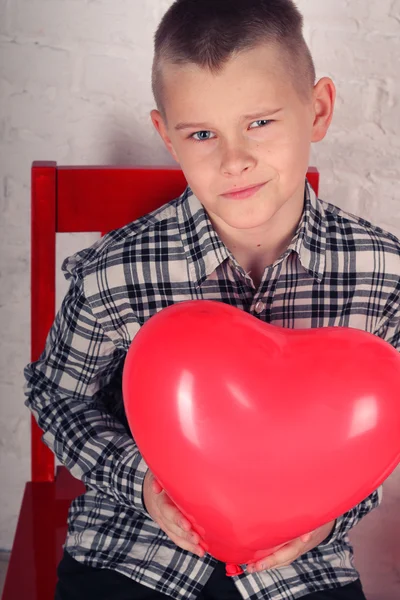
[{"x1": 2, "y1": 162, "x2": 319, "y2": 600}]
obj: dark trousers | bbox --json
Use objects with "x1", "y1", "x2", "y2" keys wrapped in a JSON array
[{"x1": 55, "y1": 550, "x2": 367, "y2": 600}]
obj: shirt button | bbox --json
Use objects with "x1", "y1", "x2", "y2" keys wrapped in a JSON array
[{"x1": 254, "y1": 301, "x2": 266, "y2": 314}]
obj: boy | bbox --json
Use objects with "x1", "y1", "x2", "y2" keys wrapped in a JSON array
[{"x1": 24, "y1": 1, "x2": 399, "y2": 599}]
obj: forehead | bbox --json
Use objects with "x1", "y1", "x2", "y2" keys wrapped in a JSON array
[{"x1": 160, "y1": 44, "x2": 302, "y2": 120}]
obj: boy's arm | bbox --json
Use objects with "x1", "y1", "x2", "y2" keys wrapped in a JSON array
[
  {"x1": 318, "y1": 487, "x2": 383, "y2": 547},
  {"x1": 24, "y1": 272, "x2": 148, "y2": 513},
  {"x1": 321, "y1": 305, "x2": 400, "y2": 547}
]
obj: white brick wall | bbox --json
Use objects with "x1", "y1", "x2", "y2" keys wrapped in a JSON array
[{"x1": 0, "y1": 1, "x2": 399, "y2": 597}]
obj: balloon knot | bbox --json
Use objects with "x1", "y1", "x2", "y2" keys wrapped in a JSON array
[{"x1": 225, "y1": 563, "x2": 244, "y2": 576}]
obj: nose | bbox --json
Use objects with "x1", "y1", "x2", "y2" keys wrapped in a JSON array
[{"x1": 220, "y1": 140, "x2": 257, "y2": 177}]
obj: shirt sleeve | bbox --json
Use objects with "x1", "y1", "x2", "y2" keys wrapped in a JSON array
[
  {"x1": 320, "y1": 302, "x2": 400, "y2": 547},
  {"x1": 319, "y1": 487, "x2": 383, "y2": 547},
  {"x1": 23, "y1": 269, "x2": 149, "y2": 514}
]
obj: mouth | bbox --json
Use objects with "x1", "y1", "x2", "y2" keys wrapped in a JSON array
[{"x1": 220, "y1": 182, "x2": 267, "y2": 200}]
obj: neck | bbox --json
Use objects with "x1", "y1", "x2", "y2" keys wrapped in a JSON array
[{"x1": 209, "y1": 186, "x2": 305, "y2": 276}]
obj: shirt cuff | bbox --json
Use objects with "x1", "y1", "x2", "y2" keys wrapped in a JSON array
[
  {"x1": 111, "y1": 446, "x2": 149, "y2": 514},
  {"x1": 318, "y1": 487, "x2": 382, "y2": 547}
]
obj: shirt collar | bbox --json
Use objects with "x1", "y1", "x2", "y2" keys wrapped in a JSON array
[
  {"x1": 288, "y1": 181, "x2": 327, "y2": 283},
  {"x1": 177, "y1": 187, "x2": 230, "y2": 286},
  {"x1": 177, "y1": 180, "x2": 327, "y2": 287}
]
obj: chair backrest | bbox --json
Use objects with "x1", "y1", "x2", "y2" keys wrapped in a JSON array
[{"x1": 31, "y1": 161, "x2": 319, "y2": 482}]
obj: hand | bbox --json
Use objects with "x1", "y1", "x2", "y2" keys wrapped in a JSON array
[
  {"x1": 143, "y1": 470, "x2": 205, "y2": 557},
  {"x1": 247, "y1": 520, "x2": 336, "y2": 573}
]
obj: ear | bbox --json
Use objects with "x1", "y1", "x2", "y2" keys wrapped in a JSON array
[
  {"x1": 151, "y1": 110, "x2": 180, "y2": 163},
  {"x1": 311, "y1": 77, "x2": 336, "y2": 143}
]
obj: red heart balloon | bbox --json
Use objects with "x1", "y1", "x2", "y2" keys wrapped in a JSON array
[{"x1": 122, "y1": 300, "x2": 400, "y2": 566}]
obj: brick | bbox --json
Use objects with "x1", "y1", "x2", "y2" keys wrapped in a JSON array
[
  {"x1": 83, "y1": 53, "x2": 152, "y2": 98},
  {"x1": 333, "y1": 78, "x2": 400, "y2": 135},
  {"x1": 299, "y1": 0, "x2": 365, "y2": 32},
  {"x1": 3, "y1": 0, "x2": 156, "y2": 48},
  {"x1": 0, "y1": 41, "x2": 73, "y2": 89},
  {"x1": 310, "y1": 29, "x2": 400, "y2": 80}
]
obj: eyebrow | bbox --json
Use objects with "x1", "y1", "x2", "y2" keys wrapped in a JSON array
[{"x1": 174, "y1": 108, "x2": 283, "y2": 131}]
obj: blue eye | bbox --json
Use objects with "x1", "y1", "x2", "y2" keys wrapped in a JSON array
[
  {"x1": 190, "y1": 130, "x2": 216, "y2": 142},
  {"x1": 189, "y1": 120, "x2": 272, "y2": 142},
  {"x1": 249, "y1": 119, "x2": 273, "y2": 129}
]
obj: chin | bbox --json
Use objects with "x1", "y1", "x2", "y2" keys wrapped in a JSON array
[
  {"x1": 220, "y1": 212, "x2": 278, "y2": 231},
  {"x1": 222, "y1": 201, "x2": 280, "y2": 225}
]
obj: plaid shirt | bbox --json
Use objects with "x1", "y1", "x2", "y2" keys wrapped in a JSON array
[{"x1": 24, "y1": 180, "x2": 400, "y2": 600}]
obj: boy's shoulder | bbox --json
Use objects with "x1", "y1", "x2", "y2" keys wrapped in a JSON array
[
  {"x1": 320, "y1": 197, "x2": 400, "y2": 259},
  {"x1": 62, "y1": 192, "x2": 188, "y2": 281}
]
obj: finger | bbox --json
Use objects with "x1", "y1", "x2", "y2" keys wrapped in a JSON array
[
  {"x1": 161, "y1": 498, "x2": 193, "y2": 533},
  {"x1": 275, "y1": 560, "x2": 294, "y2": 568},
  {"x1": 250, "y1": 538, "x2": 305, "y2": 572},
  {"x1": 300, "y1": 532, "x2": 313, "y2": 543},
  {"x1": 152, "y1": 506, "x2": 198, "y2": 545},
  {"x1": 166, "y1": 521, "x2": 200, "y2": 545},
  {"x1": 161, "y1": 525, "x2": 205, "y2": 557},
  {"x1": 157, "y1": 499, "x2": 199, "y2": 544},
  {"x1": 152, "y1": 478, "x2": 164, "y2": 494}
]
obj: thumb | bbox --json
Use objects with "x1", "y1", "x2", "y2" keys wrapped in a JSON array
[{"x1": 152, "y1": 477, "x2": 164, "y2": 494}]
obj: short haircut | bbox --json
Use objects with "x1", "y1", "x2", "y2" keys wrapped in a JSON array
[{"x1": 152, "y1": 0, "x2": 316, "y2": 119}]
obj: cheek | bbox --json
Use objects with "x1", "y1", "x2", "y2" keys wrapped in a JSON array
[
  {"x1": 262, "y1": 133, "x2": 310, "y2": 199},
  {"x1": 273, "y1": 126, "x2": 312, "y2": 172},
  {"x1": 174, "y1": 156, "x2": 214, "y2": 202},
  {"x1": 175, "y1": 144, "x2": 217, "y2": 184}
]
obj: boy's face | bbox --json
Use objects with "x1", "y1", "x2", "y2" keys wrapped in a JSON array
[{"x1": 151, "y1": 44, "x2": 334, "y2": 234}]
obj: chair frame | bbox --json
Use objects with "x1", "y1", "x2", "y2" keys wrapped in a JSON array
[{"x1": 2, "y1": 162, "x2": 319, "y2": 599}]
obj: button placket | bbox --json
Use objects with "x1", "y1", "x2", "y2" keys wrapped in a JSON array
[
  {"x1": 252, "y1": 262, "x2": 283, "y2": 318},
  {"x1": 254, "y1": 300, "x2": 266, "y2": 314}
]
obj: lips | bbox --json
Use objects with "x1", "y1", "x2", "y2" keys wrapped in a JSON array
[{"x1": 221, "y1": 182, "x2": 266, "y2": 200}]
